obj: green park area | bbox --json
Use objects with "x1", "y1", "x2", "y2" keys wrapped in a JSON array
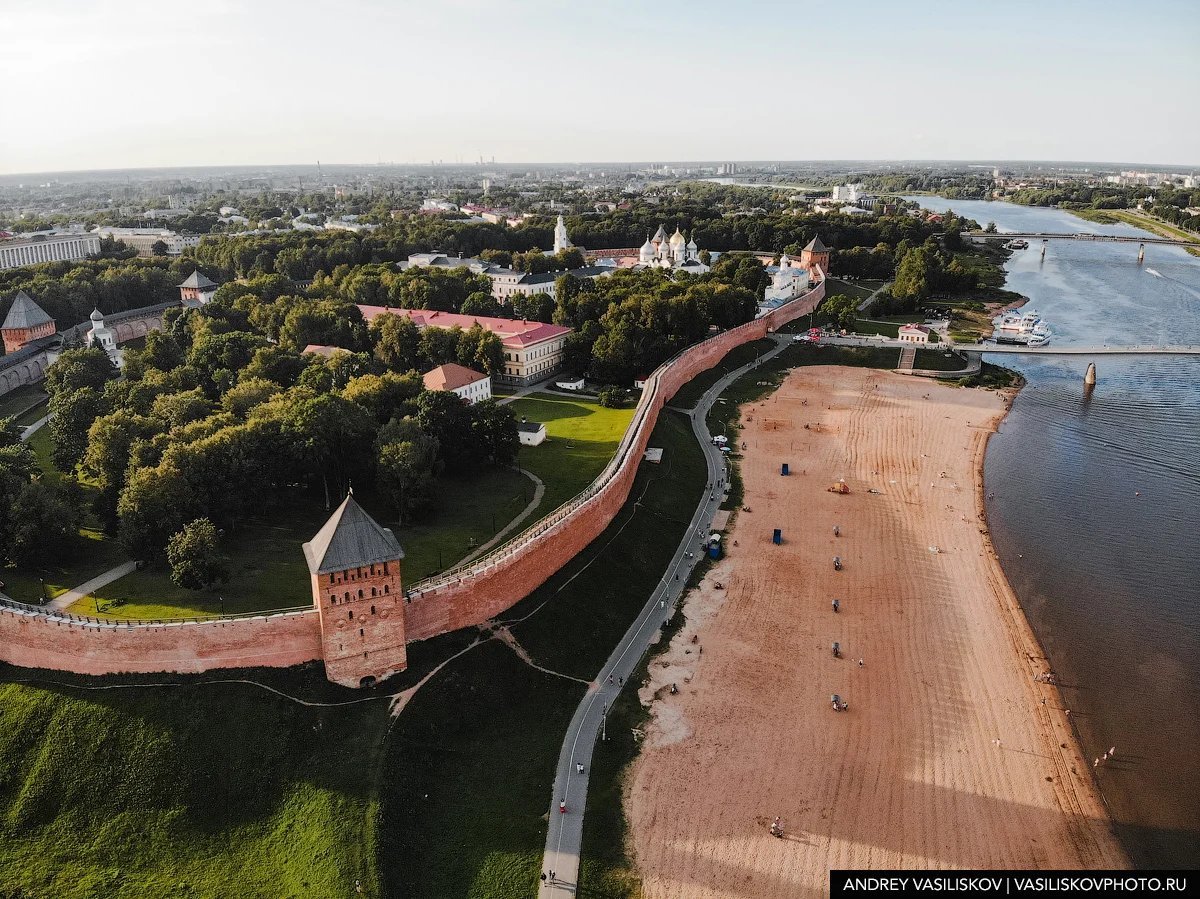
[
  {"x1": 504, "y1": 391, "x2": 636, "y2": 511},
  {"x1": 27, "y1": 390, "x2": 633, "y2": 620},
  {"x1": 667, "y1": 337, "x2": 775, "y2": 410},
  {"x1": 0, "y1": 384, "x2": 48, "y2": 420},
  {"x1": 0, "y1": 672, "x2": 391, "y2": 899},
  {"x1": 379, "y1": 408, "x2": 706, "y2": 897},
  {"x1": 0, "y1": 406, "x2": 706, "y2": 899}
]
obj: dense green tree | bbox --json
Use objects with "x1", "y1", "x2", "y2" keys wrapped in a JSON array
[
  {"x1": 376, "y1": 425, "x2": 442, "y2": 524},
  {"x1": 167, "y1": 518, "x2": 229, "y2": 590},
  {"x1": 469, "y1": 400, "x2": 519, "y2": 467},
  {"x1": 510, "y1": 291, "x2": 555, "y2": 324},
  {"x1": 151, "y1": 388, "x2": 212, "y2": 429},
  {"x1": 414, "y1": 390, "x2": 476, "y2": 473},
  {"x1": 822, "y1": 293, "x2": 859, "y2": 330},
  {"x1": 372, "y1": 314, "x2": 422, "y2": 372},
  {"x1": 48, "y1": 387, "x2": 106, "y2": 472},
  {"x1": 43, "y1": 347, "x2": 117, "y2": 398},
  {"x1": 8, "y1": 481, "x2": 79, "y2": 565}
]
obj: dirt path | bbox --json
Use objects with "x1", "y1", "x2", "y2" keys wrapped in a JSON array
[{"x1": 626, "y1": 366, "x2": 1126, "y2": 897}]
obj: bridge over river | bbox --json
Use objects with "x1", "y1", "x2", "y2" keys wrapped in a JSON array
[
  {"x1": 968, "y1": 231, "x2": 1200, "y2": 248},
  {"x1": 821, "y1": 335, "x2": 1200, "y2": 356}
]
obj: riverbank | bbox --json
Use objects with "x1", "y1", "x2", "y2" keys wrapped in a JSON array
[
  {"x1": 625, "y1": 367, "x2": 1126, "y2": 895},
  {"x1": 1060, "y1": 208, "x2": 1200, "y2": 257}
]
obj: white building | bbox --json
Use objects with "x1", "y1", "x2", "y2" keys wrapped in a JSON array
[
  {"x1": 636, "y1": 225, "x2": 709, "y2": 273},
  {"x1": 517, "y1": 420, "x2": 547, "y2": 446},
  {"x1": 832, "y1": 183, "x2": 864, "y2": 203},
  {"x1": 420, "y1": 199, "x2": 459, "y2": 213},
  {"x1": 93, "y1": 227, "x2": 200, "y2": 256},
  {"x1": 422, "y1": 363, "x2": 492, "y2": 404},
  {"x1": 553, "y1": 215, "x2": 573, "y2": 254},
  {"x1": 0, "y1": 233, "x2": 101, "y2": 270},
  {"x1": 898, "y1": 324, "x2": 932, "y2": 344},
  {"x1": 86, "y1": 308, "x2": 124, "y2": 368}
]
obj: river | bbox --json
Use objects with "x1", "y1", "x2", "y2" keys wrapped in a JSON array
[{"x1": 908, "y1": 197, "x2": 1200, "y2": 868}]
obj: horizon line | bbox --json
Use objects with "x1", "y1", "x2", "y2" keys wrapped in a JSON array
[{"x1": 3, "y1": 157, "x2": 1198, "y2": 181}]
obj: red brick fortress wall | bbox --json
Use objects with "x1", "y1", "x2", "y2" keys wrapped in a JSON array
[
  {"x1": 0, "y1": 605, "x2": 322, "y2": 677},
  {"x1": 403, "y1": 274, "x2": 826, "y2": 642},
  {"x1": 0, "y1": 277, "x2": 824, "y2": 684}
]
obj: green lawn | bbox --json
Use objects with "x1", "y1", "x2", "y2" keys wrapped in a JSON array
[
  {"x1": 1, "y1": 527, "x2": 127, "y2": 604},
  {"x1": 378, "y1": 641, "x2": 584, "y2": 899},
  {"x1": 506, "y1": 410, "x2": 707, "y2": 680},
  {"x1": 0, "y1": 384, "x2": 48, "y2": 419},
  {"x1": 913, "y1": 349, "x2": 970, "y2": 371},
  {"x1": 505, "y1": 392, "x2": 636, "y2": 512},
  {"x1": 12, "y1": 400, "x2": 48, "y2": 427},
  {"x1": 667, "y1": 338, "x2": 775, "y2": 410},
  {"x1": 0, "y1": 670, "x2": 392, "y2": 899},
  {"x1": 378, "y1": 409, "x2": 708, "y2": 897},
  {"x1": 395, "y1": 466, "x2": 534, "y2": 583},
  {"x1": 78, "y1": 468, "x2": 535, "y2": 619},
  {"x1": 823, "y1": 277, "x2": 876, "y2": 301}
]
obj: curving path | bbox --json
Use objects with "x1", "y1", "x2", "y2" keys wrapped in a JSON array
[
  {"x1": 538, "y1": 335, "x2": 790, "y2": 895},
  {"x1": 455, "y1": 468, "x2": 545, "y2": 566}
]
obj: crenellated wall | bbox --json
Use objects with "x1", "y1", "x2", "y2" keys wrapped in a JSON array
[
  {"x1": 0, "y1": 277, "x2": 824, "y2": 683},
  {"x1": 0, "y1": 604, "x2": 321, "y2": 676}
]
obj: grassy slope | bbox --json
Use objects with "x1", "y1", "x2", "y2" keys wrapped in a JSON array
[
  {"x1": 505, "y1": 410, "x2": 708, "y2": 679},
  {"x1": 377, "y1": 410, "x2": 708, "y2": 898},
  {"x1": 378, "y1": 642, "x2": 584, "y2": 899},
  {"x1": 0, "y1": 384, "x2": 48, "y2": 418},
  {"x1": 667, "y1": 338, "x2": 775, "y2": 410},
  {"x1": 505, "y1": 392, "x2": 635, "y2": 512},
  {"x1": 0, "y1": 673, "x2": 390, "y2": 899}
]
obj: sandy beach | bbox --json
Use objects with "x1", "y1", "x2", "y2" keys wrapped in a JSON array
[{"x1": 626, "y1": 366, "x2": 1127, "y2": 898}]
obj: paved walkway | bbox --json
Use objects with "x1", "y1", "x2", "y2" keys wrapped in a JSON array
[
  {"x1": 455, "y1": 468, "x2": 545, "y2": 566},
  {"x1": 47, "y1": 560, "x2": 139, "y2": 612},
  {"x1": 539, "y1": 336, "x2": 790, "y2": 895},
  {"x1": 856, "y1": 280, "x2": 893, "y2": 313},
  {"x1": 496, "y1": 376, "x2": 557, "y2": 406},
  {"x1": 20, "y1": 413, "x2": 51, "y2": 441}
]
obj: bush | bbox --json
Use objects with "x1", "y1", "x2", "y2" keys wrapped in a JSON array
[
  {"x1": 597, "y1": 387, "x2": 630, "y2": 408},
  {"x1": 166, "y1": 518, "x2": 229, "y2": 590}
]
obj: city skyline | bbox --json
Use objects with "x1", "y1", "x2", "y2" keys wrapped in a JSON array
[{"x1": 3, "y1": 0, "x2": 1197, "y2": 175}]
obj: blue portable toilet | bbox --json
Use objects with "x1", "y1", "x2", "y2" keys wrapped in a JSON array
[
  {"x1": 781, "y1": 463, "x2": 790, "y2": 476},
  {"x1": 708, "y1": 543, "x2": 721, "y2": 560},
  {"x1": 772, "y1": 528, "x2": 782, "y2": 545}
]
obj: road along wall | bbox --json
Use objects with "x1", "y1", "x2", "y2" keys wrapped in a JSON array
[
  {"x1": 403, "y1": 274, "x2": 826, "y2": 643},
  {"x1": 0, "y1": 276, "x2": 824, "y2": 683}
]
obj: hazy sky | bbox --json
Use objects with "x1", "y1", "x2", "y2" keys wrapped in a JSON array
[{"x1": 2, "y1": 0, "x2": 1197, "y2": 174}]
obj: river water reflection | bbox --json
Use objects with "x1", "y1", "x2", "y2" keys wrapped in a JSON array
[{"x1": 908, "y1": 197, "x2": 1200, "y2": 868}]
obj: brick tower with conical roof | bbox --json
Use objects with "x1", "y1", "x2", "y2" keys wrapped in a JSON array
[
  {"x1": 800, "y1": 235, "x2": 831, "y2": 277},
  {"x1": 2, "y1": 291, "x2": 56, "y2": 353},
  {"x1": 304, "y1": 493, "x2": 407, "y2": 687}
]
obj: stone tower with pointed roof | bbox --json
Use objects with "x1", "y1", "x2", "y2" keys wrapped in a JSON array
[
  {"x1": 178, "y1": 270, "x2": 217, "y2": 307},
  {"x1": 2, "y1": 291, "x2": 56, "y2": 353},
  {"x1": 304, "y1": 493, "x2": 408, "y2": 687},
  {"x1": 800, "y1": 234, "x2": 831, "y2": 277}
]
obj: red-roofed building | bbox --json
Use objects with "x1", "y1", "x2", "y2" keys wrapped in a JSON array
[
  {"x1": 898, "y1": 324, "x2": 932, "y2": 344},
  {"x1": 358, "y1": 306, "x2": 573, "y2": 386},
  {"x1": 422, "y1": 363, "x2": 492, "y2": 404}
]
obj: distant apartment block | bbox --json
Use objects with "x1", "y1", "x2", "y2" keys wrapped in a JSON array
[{"x1": 0, "y1": 233, "x2": 101, "y2": 270}]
